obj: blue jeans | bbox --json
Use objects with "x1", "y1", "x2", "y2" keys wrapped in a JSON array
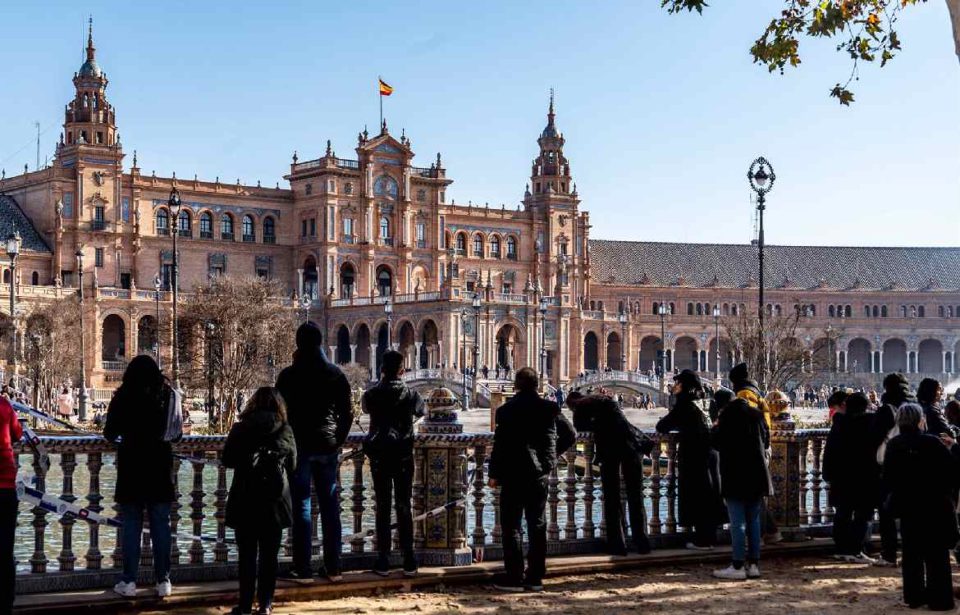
[
  {"x1": 119, "y1": 502, "x2": 171, "y2": 584},
  {"x1": 291, "y1": 452, "x2": 342, "y2": 574},
  {"x1": 725, "y1": 498, "x2": 761, "y2": 565}
]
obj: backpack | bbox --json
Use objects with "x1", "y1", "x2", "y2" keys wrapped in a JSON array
[
  {"x1": 161, "y1": 385, "x2": 184, "y2": 443},
  {"x1": 250, "y1": 445, "x2": 286, "y2": 500}
]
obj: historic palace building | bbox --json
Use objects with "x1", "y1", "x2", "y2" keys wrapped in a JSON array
[{"x1": 1, "y1": 27, "x2": 959, "y2": 394}]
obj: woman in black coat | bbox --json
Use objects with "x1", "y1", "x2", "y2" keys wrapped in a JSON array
[
  {"x1": 656, "y1": 369, "x2": 721, "y2": 549},
  {"x1": 223, "y1": 387, "x2": 297, "y2": 615},
  {"x1": 104, "y1": 355, "x2": 176, "y2": 598},
  {"x1": 883, "y1": 403, "x2": 960, "y2": 611}
]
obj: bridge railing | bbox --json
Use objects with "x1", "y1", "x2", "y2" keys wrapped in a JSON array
[
  {"x1": 11, "y1": 420, "x2": 829, "y2": 593},
  {"x1": 401, "y1": 369, "x2": 492, "y2": 401},
  {"x1": 569, "y1": 370, "x2": 660, "y2": 390}
]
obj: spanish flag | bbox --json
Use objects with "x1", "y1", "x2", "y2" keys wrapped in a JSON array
[{"x1": 378, "y1": 78, "x2": 394, "y2": 96}]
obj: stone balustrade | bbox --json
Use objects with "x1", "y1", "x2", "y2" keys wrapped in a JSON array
[{"x1": 11, "y1": 424, "x2": 830, "y2": 593}]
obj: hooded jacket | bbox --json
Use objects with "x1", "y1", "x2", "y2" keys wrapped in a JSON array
[
  {"x1": 572, "y1": 394, "x2": 652, "y2": 463},
  {"x1": 223, "y1": 408, "x2": 297, "y2": 529},
  {"x1": 823, "y1": 409, "x2": 880, "y2": 503},
  {"x1": 734, "y1": 381, "x2": 772, "y2": 429},
  {"x1": 871, "y1": 374, "x2": 916, "y2": 450},
  {"x1": 275, "y1": 345, "x2": 352, "y2": 456},
  {"x1": 489, "y1": 390, "x2": 573, "y2": 485},
  {"x1": 361, "y1": 378, "x2": 425, "y2": 460},
  {"x1": 712, "y1": 397, "x2": 772, "y2": 500}
]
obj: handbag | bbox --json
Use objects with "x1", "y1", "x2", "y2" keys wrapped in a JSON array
[{"x1": 162, "y1": 385, "x2": 184, "y2": 443}]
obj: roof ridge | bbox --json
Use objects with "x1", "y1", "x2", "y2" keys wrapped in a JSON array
[{"x1": 588, "y1": 239, "x2": 960, "y2": 251}]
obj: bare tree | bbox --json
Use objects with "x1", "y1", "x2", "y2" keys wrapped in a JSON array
[
  {"x1": 21, "y1": 294, "x2": 83, "y2": 410},
  {"x1": 179, "y1": 276, "x2": 296, "y2": 432},
  {"x1": 722, "y1": 306, "x2": 833, "y2": 392}
]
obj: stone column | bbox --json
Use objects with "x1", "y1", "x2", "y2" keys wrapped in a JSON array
[
  {"x1": 296, "y1": 268, "x2": 304, "y2": 298},
  {"x1": 415, "y1": 342, "x2": 423, "y2": 370},
  {"x1": 414, "y1": 388, "x2": 472, "y2": 566},
  {"x1": 769, "y1": 411, "x2": 806, "y2": 541},
  {"x1": 835, "y1": 351, "x2": 841, "y2": 373},
  {"x1": 943, "y1": 351, "x2": 949, "y2": 374},
  {"x1": 878, "y1": 350, "x2": 884, "y2": 373},
  {"x1": 369, "y1": 346, "x2": 376, "y2": 380},
  {"x1": 350, "y1": 344, "x2": 356, "y2": 363}
]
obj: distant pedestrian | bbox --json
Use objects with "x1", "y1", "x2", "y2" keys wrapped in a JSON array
[
  {"x1": 276, "y1": 322, "x2": 352, "y2": 583},
  {"x1": 657, "y1": 370, "x2": 722, "y2": 550},
  {"x1": 104, "y1": 355, "x2": 176, "y2": 598},
  {"x1": 362, "y1": 350, "x2": 424, "y2": 578},
  {"x1": 569, "y1": 390, "x2": 652, "y2": 556},
  {"x1": 0, "y1": 388, "x2": 22, "y2": 615},
  {"x1": 827, "y1": 390, "x2": 848, "y2": 423},
  {"x1": 56, "y1": 387, "x2": 74, "y2": 419},
  {"x1": 223, "y1": 388, "x2": 297, "y2": 615},
  {"x1": 883, "y1": 404, "x2": 960, "y2": 610},
  {"x1": 917, "y1": 378, "x2": 951, "y2": 437},
  {"x1": 489, "y1": 367, "x2": 575, "y2": 592}
]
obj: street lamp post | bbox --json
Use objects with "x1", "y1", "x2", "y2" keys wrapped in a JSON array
[
  {"x1": 538, "y1": 297, "x2": 548, "y2": 389},
  {"x1": 153, "y1": 273, "x2": 162, "y2": 369},
  {"x1": 460, "y1": 310, "x2": 469, "y2": 412},
  {"x1": 168, "y1": 187, "x2": 183, "y2": 389},
  {"x1": 384, "y1": 298, "x2": 393, "y2": 349},
  {"x1": 748, "y1": 157, "x2": 776, "y2": 390},
  {"x1": 473, "y1": 293, "x2": 482, "y2": 403},
  {"x1": 618, "y1": 310, "x2": 628, "y2": 372},
  {"x1": 76, "y1": 249, "x2": 88, "y2": 421},
  {"x1": 713, "y1": 305, "x2": 721, "y2": 384},
  {"x1": 300, "y1": 295, "x2": 312, "y2": 324},
  {"x1": 5, "y1": 232, "x2": 21, "y2": 389},
  {"x1": 658, "y1": 303, "x2": 669, "y2": 399}
]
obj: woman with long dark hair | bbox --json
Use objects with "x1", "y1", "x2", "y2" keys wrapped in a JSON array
[
  {"x1": 104, "y1": 355, "x2": 176, "y2": 598},
  {"x1": 224, "y1": 387, "x2": 296, "y2": 615},
  {"x1": 656, "y1": 369, "x2": 722, "y2": 550}
]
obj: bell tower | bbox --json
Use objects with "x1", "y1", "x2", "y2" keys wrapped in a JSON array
[
  {"x1": 63, "y1": 18, "x2": 117, "y2": 149},
  {"x1": 527, "y1": 90, "x2": 574, "y2": 203}
]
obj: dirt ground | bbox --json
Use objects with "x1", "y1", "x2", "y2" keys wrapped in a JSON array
[{"x1": 146, "y1": 554, "x2": 934, "y2": 615}]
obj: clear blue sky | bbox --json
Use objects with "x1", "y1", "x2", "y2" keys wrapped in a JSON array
[{"x1": 3, "y1": 0, "x2": 958, "y2": 246}]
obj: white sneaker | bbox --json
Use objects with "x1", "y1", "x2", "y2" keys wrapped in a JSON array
[
  {"x1": 843, "y1": 553, "x2": 876, "y2": 564},
  {"x1": 746, "y1": 563, "x2": 761, "y2": 579},
  {"x1": 712, "y1": 565, "x2": 747, "y2": 580},
  {"x1": 156, "y1": 579, "x2": 172, "y2": 597},
  {"x1": 113, "y1": 581, "x2": 137, "y2": 597},
  {"x1": 686, "y1": 542, "x2": 715, "y2": 551},
  {"x1": 872, "y1": 557, "x2": 897, "y2": 568}
]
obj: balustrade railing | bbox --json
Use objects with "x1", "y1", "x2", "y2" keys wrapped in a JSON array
[{"x1": 12, "y1": 420, "x2": 830, "y2": 593}]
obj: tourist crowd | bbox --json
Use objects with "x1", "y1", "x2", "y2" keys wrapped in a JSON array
[{"x1": 2, "y1": 322, "x2": 960, "y2": 613}]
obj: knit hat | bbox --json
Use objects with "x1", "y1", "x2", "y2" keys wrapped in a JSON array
[
  {"x1": 295, "y1": 321, "x2": 323, "y2": 350},
  {"x1": 729, "y1": 363, "x2": 749, "y2": 384},
  {"x1": 713, "y1": 387, "x2": 735, "y2": 409},
  {"x1": 673, "y1": 369, "x2": 703, "y2": 392}
]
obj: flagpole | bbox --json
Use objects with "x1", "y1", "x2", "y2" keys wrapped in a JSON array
[{"x1": 378, "y1": 76, "x2": 383, "y2": 128}]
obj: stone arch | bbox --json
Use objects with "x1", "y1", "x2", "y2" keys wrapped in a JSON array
[
  {"x1": 31, "y1": 271, "x2": 39, "y2": 285},
  {"x1": 455, "y1": 232, "x2": 467, "y2": 254},
  {"x1": 674, "y1": 336, "x2": 698, "y2": 372},
  {"x1": 155, "y1": 206, "x2": 170, "y2": 234},
  {"x1": 606, "y1": 331, "x2": 622, "y2": 370},
  {"x1": 419, "y1": 318, "x2": 440, "y2": 369},
  {"x1": 376, "y1": 264, "x2": 393, "y2": 296},
  {"x1": 263, "y1": 215, "x2": 276, "y2": 242},
  {"x1": 496, "y1": 323, "x2": 524, "y2": 371},
  {"x1": 812, "y1": 337, "x2": 838, "y2": 373},
  {"x1": 375, "y1": 321, "x2": 389, "y2": 375},
  {"x1": 177, "y1": 208, "x2": 193, "y2": 236},
  {"x1": 220, "y1": 212, "x2": 235, "y2": 238},
  {"x1": 355, "y1": 323, "x2": 372, "y2": 372},
  {"x1": 489, "y1": 233, "x2": 502, "y2": 258},
  {"x1": 583, "y1": 331, "x2": 599, "y2": 371},
  {"x1": 411, "y1": 264, "x2": 429, "y2": 293},
  {"x1": 242, "y1": 214, "x2": 256, "y2": 241},
  {"x1": 472, "y1": 232, "x2": 485, "y2": 257},
  {"x1": 883, "y1": 338, "x2": 908, "y2": 373},
  {"x1": 339, "y1": 261, "x2": 356, "y2": 298},
  {"x1": 397, "y1": 320, "x2": 416, "y2": 368},
  {"x1": 847, "y1": 338, "x2": 872, "y2": 373},
  {"x1": 101, "y1": 313, "x2": 127, "y2": 362},
  {"x1": 335, "y1": 324, "x2": 351, "y2": 365},
  {"x1": 302, "y1": 255, "x2": 319, "y2": 299},
  {"x1": 198, "y1": 210, "x2": 214, "y2": 238},
  {"x1": 918, "y1": 339, "x2": 944, "y2": 373},
  {"x1": 640, "y1": 335, "x2": 663, "y2": 374},
  {"x1": 708, "y1": 336, "x2": 734, "y2": 374}
]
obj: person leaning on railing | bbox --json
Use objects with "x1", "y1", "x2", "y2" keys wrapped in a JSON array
[{"x1": 0, "y1": 389, "x2": 23, "y2": 615}]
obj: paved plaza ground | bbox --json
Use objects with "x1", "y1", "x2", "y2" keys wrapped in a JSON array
[{"x1": 139, "y1": 554, "x2": 917, "y2": 614}]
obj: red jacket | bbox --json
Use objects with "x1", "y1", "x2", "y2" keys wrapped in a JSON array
[{"x1": 0, "y1": 397, "x2": 23, "y2": 489}]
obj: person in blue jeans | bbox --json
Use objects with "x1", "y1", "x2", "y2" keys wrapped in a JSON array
[
  {"x1": 710, "y1": 383, "x2": 772, "y2": 580},
  {"x1": 275, "y1": 322, "x2": 353, "y2": 583},
  {"x1": 104, "y1": 355, "x2": 177, "y2": 597}
]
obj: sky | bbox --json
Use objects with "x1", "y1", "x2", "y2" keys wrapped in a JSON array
[{"x1": 2, "y1": 0, "x2": 958, "y2": 247}]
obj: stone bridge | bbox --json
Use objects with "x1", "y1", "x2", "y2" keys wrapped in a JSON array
[
  {"x1": 401, "y1": 368, "x2": 493, "y2": 407},
  {"x1": 568, "y1": 370, "x2": 665, "y2": 399}
]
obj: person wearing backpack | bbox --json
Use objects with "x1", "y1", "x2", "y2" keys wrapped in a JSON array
[
  {"x1": 104, "y1": 355, "x2": 176, "y2": 599},
  {"x1": 361, "y1": 350, "x2": 425, "y2": 577},
  {"x1": 223, "y1": 387, "x2": 297, "y2": 615},
  {"x1": 275, "y1": 322, "x2": 352, "y2": 583}
]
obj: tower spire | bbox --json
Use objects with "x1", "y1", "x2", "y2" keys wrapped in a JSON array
[
  {"x1": 548, "y1": 88, "x2": 555, "y2": 122},
  {"x1": 86, "y1": 16, "x2": 95, "y2": 62}
]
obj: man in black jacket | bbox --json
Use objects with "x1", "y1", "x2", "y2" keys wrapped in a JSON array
[
  {"x1": 488, "y1": 367, "x2": 575, "y2": 592},
  {"x1": 275, "y1": 322, "x2": 353, "y2": 583},
  {"x1": 362, "y1": 350, "x2": 424, "y2": 578},
  {"x1": 568, "y1": 390, "x2": 653, "y2": 555}
]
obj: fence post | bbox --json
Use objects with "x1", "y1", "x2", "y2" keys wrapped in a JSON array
[{"x1": 769, "y1": 413, "x2": 807, "y2": 541}]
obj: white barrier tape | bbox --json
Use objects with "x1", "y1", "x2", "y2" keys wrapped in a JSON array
[{"x1": 20, "y1": 426, "x2": 51, "y2": 475}]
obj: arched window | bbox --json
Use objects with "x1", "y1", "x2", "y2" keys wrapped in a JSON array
[
  {"x1": 220, "y1": 213, "x2": 235, "y2": 240},
  {"x1": 242, "y1": 215, "x2": 255, "y2": 242},
  {"x1": 669, "y1": 302, "x2": 676, "y2": 314},
  {"x1": 376, "y1": 266, "x2": 392, "y2": 297},
  {"x1": 473, "y1": 234, "x2": 483, "y2": 257},
  {"x1": 1, "y1": 270, "x2": 8, "y2": 284},
  {"x1": 652, "y1": 302, "x2": 660, "y2": 315},
  {"x1": 339, "y1": 263, "x2": 355, "y2": 298},
  {"x1": 918, "y1": 305, "x2": 925, "y2": 318},
  {"x1": 696, "y1": 303, "x2": 703, "y2": 316},
  {"x1": 455, "y1": 233, "x2": 466, "y2": 254},
  {"x1": 263, "y1": 216, "x2": 276, "y2": 243},
  {"x1": 900, "y1": 305, "x2": 907, "y2": 317},
  {"x1": 844, "y1": 305, "x2": 852, "y2": 318},
  {"x1": 939, "y1": 305, "x2": 945, "y2": 318},
  {"x1": 506, "y1": 236, "x2": 517, "y2": 260},
  {"x1": 177, "y1": 210, "x2": 191, "y2": 236},
  {"x1": 723, "y1": 303, "x2": 730, "y2": 315},
  {"x1": 618, "y1": 300, "x2": 625, "y2": 313},
  {"x1": 881, "y1": 305, "x2": 888, "y2": 317},
  {"x1": 590, "y1": 301, "x2": 596, "y2": 310},
  {"x1": 829, "y1": 305, "x2": 835, "y2": 318},
  {"x1": 156, "y1": 208, "x2": 169, "y2": 235},
  {"x1": 687, "y1": 303, "x2": 694, "y2": 316},
  {"x1": 864, "y1": 305, "x2": 871, "y2": 318},
  {"x1": 199, "y1": 212, "x2": 213, "y2": 238},
  {"x1": 598, "y1": 301, "x2": 605, "y2": 311},
  {"x1": 31, "y1": 271, "x2": 39, "y2": 285},
  {"x1": 379, "y1": 216, "x2": 390, "y2": 240},
  {"x1": 774, "y1": 305, "x2": 782, "y2": 316},
  {"x1": 490, "y1": 235, "x2": 501, "y2": 258}
]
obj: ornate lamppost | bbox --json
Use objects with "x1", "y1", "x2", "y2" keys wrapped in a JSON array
[
  {"x1": 460, "y1": 309, "x2": 469, "y2": 412},
  {"x1": 473, "y1": 292, "x2": 482, "y2": 403},
  {"x1": 76, "y1": 249, "x2": 88, "y2": 421},
  {"x1": 168, "y1": 187, "x2": 183, "y2": 388},
  {"x1": 5, "y1": 232, "x2": 21, "y2": 388},
  {"x1": 153, "y1": 273, "x2": 162, "y2": 369},
  {"x1": 748, "y1": 157, "x2": 776, "y2": 390},
  {"x1": 712, "y1": 305, "x2": 722, "y2": 384},
  {"x1": 618, "y1": 309, "x2": 628, "y2": 372},
  {"x1": 384, "y1": 297, "x2": 393, "y2": 348},
  {"x1": 658, "y1": 302, "x2": 670, "y2": 400},
  {"x1": 538, "y1": 297, "x2": 548, "y2": 389}
]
